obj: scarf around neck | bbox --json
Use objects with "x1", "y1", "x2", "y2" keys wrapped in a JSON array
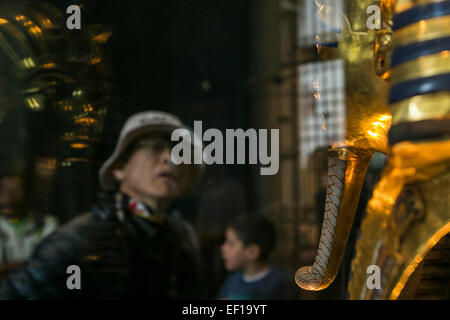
[{"x1": 115, "y1": 193, "x2": 165, "y2": 224}]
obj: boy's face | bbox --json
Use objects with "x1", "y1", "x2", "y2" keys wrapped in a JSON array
[{"x1": 221, "y1": 228, "x2": 259, "y2": 271}]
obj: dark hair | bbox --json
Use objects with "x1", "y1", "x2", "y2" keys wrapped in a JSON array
[{"x1": 227, "y1": 215, "x2": 277, "y2": 262}]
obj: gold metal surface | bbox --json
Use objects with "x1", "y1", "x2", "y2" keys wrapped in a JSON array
[
  {"x1": 393, "y1": 15, "x2": 450, "y2": 47},
  {"x1": 391, "y1": 51, "x2": 450, "y2": 84},
  {"x1": 348, "y1": 0, "x2": 450, "y2": 299},
  {"x1": 374, "y1": 0, "x2": 395, "y2": 79},
  {"x1": 318, "y1": 0, "x2": 392, "y2": 154},
  {"x1": 390, "y1": 91, "x2": 450, "y2": 124},
  {"x1": 317, "y1": 149, "x2": 373, "y2": 289},
  {"x1": 296, "y1": 0, "x2": 393, "y2": 291},
  {"x1": 348, "y1": 140, "x2": 450, "y2": 299},
  {"x1": 328, "y1": 147, "x2": 357, "y2": 161},
  {"x1": 389, "y1": 222, "x2": 450, "y2": 299}
]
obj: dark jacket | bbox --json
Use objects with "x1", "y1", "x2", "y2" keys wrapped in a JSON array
[{"x1": 0, "y1": 195, "x2": 204, "y2": 299}]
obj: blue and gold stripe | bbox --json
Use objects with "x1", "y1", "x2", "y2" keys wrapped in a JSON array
[
  {"x1": 388, "y1": 0, "x2": 450, "y2": 137},
  {"x1": 393, "y1": 0, "x2": 450, "y2": 30}
]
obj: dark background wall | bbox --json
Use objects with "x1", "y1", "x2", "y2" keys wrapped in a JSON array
[{"x1": 42, "y1": 0, "x2": 252, "y2": 222}]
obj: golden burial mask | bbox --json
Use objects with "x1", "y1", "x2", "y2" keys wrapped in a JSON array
[{"x1": 296, "y1": 0, "x2": 450, "y2": 299}]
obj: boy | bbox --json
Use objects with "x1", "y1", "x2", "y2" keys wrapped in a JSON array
[{"x1": 218, "y1": 215, "x2": 298, "y2": 300}]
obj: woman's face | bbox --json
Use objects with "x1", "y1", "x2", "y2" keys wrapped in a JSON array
[
  {"x1": 113, "y1": 137, "x2": 189, "y2": 201},
  {"x1": 220, "y1": 228, "x2": 248, "y2": 271}
]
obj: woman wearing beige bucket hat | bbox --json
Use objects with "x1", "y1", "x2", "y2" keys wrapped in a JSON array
[
  {"x1": 99, "y1": 111, "x2": 204, "y2": 195},
  {"x1": 0, "y1": 111, "x2": 206, "y2": 299}
]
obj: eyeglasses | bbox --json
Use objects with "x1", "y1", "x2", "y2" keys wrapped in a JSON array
[{"x1": 135, "y1": 137, "x2": 176, "y2": 153}]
